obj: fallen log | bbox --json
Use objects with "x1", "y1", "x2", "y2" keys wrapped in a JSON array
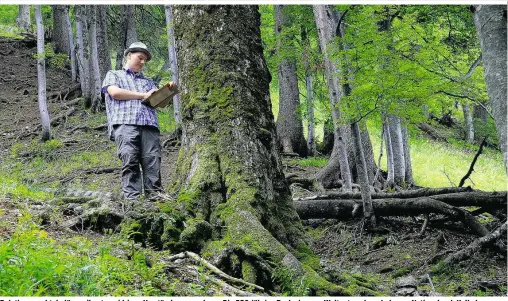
[
  {"x1": 293, "y1": 189, "x2": 507, "y2": 209},
  {"x1": 294, "y1": 197, "x2": 491, "y2": 237}
]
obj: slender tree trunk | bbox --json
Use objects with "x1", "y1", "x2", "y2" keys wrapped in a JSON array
[
  {"x1": 274, "y1": 5, "x2": 307, "y2": 156},
  {"x1": 172, "y1": 6, "x2": 339, "y2": 293},
  {"x1": 88, "y1": 5, "x2": 102, "y2": 112},
  {"x1": 75, "y1": 5, "x2": 90, "y2": 106},
  {"x1": 401, "y1": 124, "x2": 414, "y2": 185},
  {"x1": 16, "y1": 5, "x2": 31, "y2": 32},
  {"x1": 384, "y1": 117, "x2": 395, "y2": 187},
  {"x1": 165, "y1": 5, "x2": 181, "y2": 124},
  {"x1": 388, "y1": 114, "x2": 406, "y2": 186},
  {"x1": 473, "y1": 5, "x2": 507, "y2": 173},
  {"x1": 52, "y1": 5, "x2": 70, "y2": 55},
  {"x1": 125, "y1": 5, "x2": 137, "y2": 46},
  {"x1": 65, "y1": 5, "x2": 76, "y2": 82},
  {"x1": 313, "y1": 5, "x2": 352, "y2": 191},
  {"x1": 463, "y1": 103, "x2": 474, "y2": 143},
  {"x1": 96, "y1": 5, "x2": 111, "y2": 80},
  {"x1": 35, "y1": 5, "x2": 51, "y2": 141},
  {"x1": 360, "y1": 122, "x2": 377, "y2": 184},
  {"x1": 305, "y1": 70, "x2": 316, "y2": 156},
  {"x1": 351, "y1": 122, "x2": 375, "y2": 224},
  {"x1": 473, "y1": 103, "x2": 489, "y2": 123}
]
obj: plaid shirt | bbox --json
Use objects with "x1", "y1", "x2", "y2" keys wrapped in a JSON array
[{"x1": 102, "y1": 68, "x2": 159, "y2": 140}]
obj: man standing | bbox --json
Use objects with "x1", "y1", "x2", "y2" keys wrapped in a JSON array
[{"x1": 102, "y1": 42, "x2": 176, "y2": 200}]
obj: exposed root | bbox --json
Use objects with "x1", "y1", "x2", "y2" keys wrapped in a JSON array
[{"x1": 167, "y1": 251, "x2": 265, "y2": 292}]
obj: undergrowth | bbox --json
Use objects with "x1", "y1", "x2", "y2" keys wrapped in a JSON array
[{"x1": 0, "y1": 213, "x2": 174, "y2": 296}]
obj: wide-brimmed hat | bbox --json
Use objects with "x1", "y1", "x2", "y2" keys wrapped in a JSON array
[{"x1": 124, "y1": 42, "x2": 152, "y2": 61}]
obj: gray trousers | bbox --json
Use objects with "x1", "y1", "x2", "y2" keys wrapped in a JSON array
[{"x1": 113, "y1": 124, "x2": 162, "y2": 200}]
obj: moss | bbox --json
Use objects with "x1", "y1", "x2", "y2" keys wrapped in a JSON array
[
  {"x1": 296, "y1": 244, "x2": 321, "y2": 271},
  {"x1": 241, "y1": 261, "x2": 257, "y2": 284},
  {"x1": 392, "y1": 267, "x2": 410, "y2": 277},
  {"x1": 179, "y1": 218, "x2": 213, "y2": 252}
]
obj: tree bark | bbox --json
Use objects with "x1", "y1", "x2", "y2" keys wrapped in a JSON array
[
  {"x1": 274, "y1": 5, "x2": 307, "y2": 157},
  {"x1": 473, "y1": 103, "x2": 489, "y2": 123},
  {"x1": 295, "y1": 190, "x2": 507, "y2": 209},
  {"x1": 125, "y1": 5, "x2": 137, "y2": 46},
  {"x1": 172, "y1": 5, "x2": 341, "y2": 293},
  {"x1": 383, "y1": 118, "x2": 395, "y2": 187},
  {"x1": 96, "y1": 5, "x2": 111, "y2": 80},
  {"x1": 75, "y1": 5, "x2": 90, "y2": 106},
  {"x1": 463, "y1": 103, "x2": 474, "y2": 143},
  {"x1": 351, "y1": 122, "x2": 375, "y2": 223},
  {"x1": 88, "y1": 5, "x2": 103, "y2": 112},
  {"x1": 35, "y1": 5, "x2": 51, "y2": 141},
  {"x1": 388, "y1": 114, "x2": 406, "y2": 186},
  {"x1": 473, "y1": 5, "x2": 507, "y2": 173},
  {"x1": 305, "y1": 70, "x2": 316, "y2": 156},
  {"x1": 165, "y1": 5, "x2": 181, "y2": 124},
  {"x1": 52, "y1": 5, "x2": 70, "y2": 55},
  {"x1": 313, "y1": 5, "x2": 352, "y2": 191},
  {"x1": 65, "y1": 5, "x2": 77, "y2": 82},
  {"x1": 16, "y1": 5, "x2": 31, "y2": 32},
  {"x1": 401, "y1": 123, "x2": 414, "y2": 185}
]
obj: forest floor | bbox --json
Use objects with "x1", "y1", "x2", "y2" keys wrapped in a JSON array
[{"x1": 0, "y1": 36, "x2": 506, "y2": 296}]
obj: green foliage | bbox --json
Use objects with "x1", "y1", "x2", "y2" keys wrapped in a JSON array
[
  {"x1": 157, "y1": 106, "x2": 177, "y2": 134},
  {"x1": 272, "y1": 266, "x2": 311, "y2": 296},
  {"x1": 0, "y1": 214, "x2": 172, "y2": 296}
]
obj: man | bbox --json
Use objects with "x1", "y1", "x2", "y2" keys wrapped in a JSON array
[{"x1": 102, "y1": 42, "x2": 176, "y2": 200}]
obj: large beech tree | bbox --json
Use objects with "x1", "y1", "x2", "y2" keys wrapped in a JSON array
[
  {"x1": 172, "y1": 5, "x2": 341, "y2": 293},
  {"x1": 472, "y1": 5, "x2": 507, "y2": 173}
]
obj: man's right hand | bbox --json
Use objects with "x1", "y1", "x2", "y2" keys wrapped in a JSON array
[{"x1": 143, "y1": 89, "x2": 157, "y2": 100}]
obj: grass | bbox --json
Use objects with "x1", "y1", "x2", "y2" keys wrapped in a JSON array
[
  {"x1": 290, "y1": 120, "x2": 507, "y2": 191},
  {"x1": 0, "y1": 214, "x2": 173, "y2": 296},
  {"x1": 368, "y1": 123, "x2": 507, "y2": 191}
]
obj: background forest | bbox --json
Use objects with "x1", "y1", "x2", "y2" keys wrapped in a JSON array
[{"x1": 0, "y1": 4, "x2": 506, "y2": 297}]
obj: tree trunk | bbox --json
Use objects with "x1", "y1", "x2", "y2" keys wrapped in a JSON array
[
  {"x1": 96, "y1": 5, "x2": 111, "y2": 80},
  {"x1": 305, "y1": 71, "x2": 316, "y2": 156},
  {"x1": 165, "y1": 5, "x2": 181, "y2": 124},
  {"x1": 383, "y1": 118, "x2": 395, "y2": 187},
  {"x1": 52, "y1": 5, "x2": 70, "y2": 55},
  {"x1": 388, "y1": 114, "x2": 405, "y2": 186},
  {"x1": 88, "y1": 5, "x2": 103, "y2": 112},
  {"x1": 125, "y1": 5, "x2": 137, "y2": 45},
  {"x1": 473, "y1": 5, "x2": 507, "y2": 173},
  {"x1": 463, "y1": 103, "x2": 474, "y2": 143},
  {"x1": 172, "y1": 5, "x2": 341, "y2": 293},
  {"x1": 313, "y1": 5, "x2": 352, "y2": 191},
  {"x1": 274, "y1": 5, "x2": 307, "y2": 157},
  {"x1": 401, "y1": 124, "x2": 414, "y2": 185},
  {"x1": 115, "y1": 6, "x2": 127, "y2": 70},
  {"x1": 75, "y1": 5, "x2": 90, "y2": 107},
  {"x1": 65, "y1": 5, "x2": 76, "y2": 82},
  {"x1": 35, "y1": 5, "x2": 51, "y2": 141},
  {"x1": 473, "y1": 103, "x2": 489, "y2": 123},
  {"x1": 351, "y1": 122, "x2": 375, "y2": 223},
  {"x1": 16, "y1": 5, "x2": 31, "y2": 32},
  {"x1": 360, "y1": 122, "x2": 377, "y2": 184}
]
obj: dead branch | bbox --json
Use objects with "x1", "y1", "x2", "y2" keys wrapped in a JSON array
[
  {"x1": 48, "y1": 83, "x2": 81, "y2": 100},
  {"x1": 459, "y1": 137, "x2": 487, "y2": 187},
  {"x1": 167, "y1": 251, "x2": 265, "y2": 292},
  {"x1": 425, "y1": 222, "x2": 507, "y2": 278}
]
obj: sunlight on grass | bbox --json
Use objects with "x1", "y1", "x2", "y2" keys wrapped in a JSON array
[{"x1": 369, "y1": 124, "x2": 507, "y2": 191}]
